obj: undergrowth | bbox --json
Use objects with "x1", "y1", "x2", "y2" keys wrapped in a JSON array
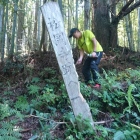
[{"x1": 0, "y1": 67, "x2": 140, "y2": 140}]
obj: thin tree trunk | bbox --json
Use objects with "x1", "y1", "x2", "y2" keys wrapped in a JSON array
[
  {"x1": 58, "y1": 0, "x2": 63, "y2": 19},
  {"x1": 33, "y1": 0, "x2": 39, "y2": 49},
  {"x1": 39, "y1": 18, "x2": 45, "y2": 52},
  {"x1": 1, "y1": 2, "x2": 8, "y2": 62},
  {"x1": 138, "y1": 5, "x2": 140, "y2": 51},
  {"x1": 84, "y1": 0, "x2": 90, "y2": 30},
  {"x1": 124, "y1": 0, "x2": 134, "y2": 51},
  {"x1": 16, "y1": 0, "x2": 25, "y2": 52},
  {"x1": 68, "y1": 0, "x2": 71, "y2": 37},
  {"x1": 27, "y1": 9, "x2": 34, "y2": 53},
  {"x1": 9, "y1": 0, "x2": 19, "y2": 59},
  {"x1": 6, "y1": 3, "x2": 10, "y2": 56},
  {"x1": 75, "y1": 0, "x2": 78, "y2": 28},
  {"x1": 37, "y1": 0, "x2": 41, "y2": 45},
  {"x1": 0, "y1": 4, "x2": 3, "y2": 59},
  {"x1": 39, "y1": 0, "x2": 47, "y2": 53}
]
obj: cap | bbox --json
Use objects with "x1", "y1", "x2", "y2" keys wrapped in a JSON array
[{"x1": 69, "y1": 28, "x2": 79, "y2": 38}]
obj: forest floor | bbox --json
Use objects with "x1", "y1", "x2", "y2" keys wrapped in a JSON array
[{"x1": 0, "y1": 48, "x2": 140, "y2": 139}]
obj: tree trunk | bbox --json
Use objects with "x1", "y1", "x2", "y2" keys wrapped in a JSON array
[
  {"x1": 124, "y1": 0, "x2": 134, "y2": 51},
  {"x1": 1, "y1": 3, "x2": 8, "y2": 62},
  {"x1": 92, "y1": 0, "x2": 111, "y2": 52},
  {"x1": 138, "y1": 4, "x2": 140, "y2": 51},
  {"x1": 0, "y1": 4, "x2": 3, "y2": 60},
  {"x1": 16, "y1": 0, "x2": 25, "y2": 52},
  {"x1": 37, "y1": 0, "x2": 41, "y2": 45},
  {"x1": 58, "y1": 0, "x2": 63, "y2": 18},
  {"x1": 75, "y1": 0, "x2": 78, "y2": 28},
  {"x1": 39, "y1": 0, "x2": 48, "y2": 53},
  {"x1": 39, "y1": 18, "x2": 45, "y2": 52},
  {"x1": 33, "y1": 0, "x2": 39, "y2": 49},
  {"x1": 9, "y1": 0, "x2": 19, "y2": 59},
  {"x1": 84, "y1": 0, "x2": 90, "y2": 30}
]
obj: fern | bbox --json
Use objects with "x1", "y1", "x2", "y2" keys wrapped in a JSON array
[
  {"x1": 0, "y1": 103, "x2": 24, "y2": 120},
  {"x1": 124, "y1": 84, "x2": 140, "y2": 113},
  {"x1": 31, "y1": 77, "x2": 40, "y2": 83},
  {"x1": 0, "y1": 103, "x2": 11, "y2": 120},
  {"x1": 27, "y1": 84, "x2": 41, "y2": 95},
  {"x1": 14, "y1": 96, "x2": 29, "y2": 112},
  {"x1": 0, "y1": 121, "x2": 21, "y2": 140}
]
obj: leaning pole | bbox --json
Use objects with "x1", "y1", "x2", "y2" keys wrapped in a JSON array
[{"x1": 41, "y1": 1, "x2": 95, "y2": 129}]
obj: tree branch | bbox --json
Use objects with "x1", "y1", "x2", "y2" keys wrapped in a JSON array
[
  {"x1": 120, "y1": 1, "x2": 140, "y2": 18},
  {"x1": 117, "y1": 0, "x2": 134, "y2": 17},
  {"x1": 112, "y1": 0, "x2": 140, "y2": 24}
]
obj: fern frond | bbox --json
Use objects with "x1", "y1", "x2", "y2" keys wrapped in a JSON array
[{"x1": 0, "y1": 121, "x2": 21, "y2": 140}]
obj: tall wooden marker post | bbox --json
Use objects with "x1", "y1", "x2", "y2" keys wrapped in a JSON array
[{"x1": 41, "y1": 2, "x2": 94, "y2": 129}]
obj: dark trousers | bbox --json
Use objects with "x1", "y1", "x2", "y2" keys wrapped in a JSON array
[{"x1": 82, "y1": 52, "x2": 103, "y2": 84}]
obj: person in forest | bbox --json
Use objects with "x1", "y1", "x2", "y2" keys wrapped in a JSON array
[{"x1": 69, "y1": 28, "x2": 103, "y2": 88}]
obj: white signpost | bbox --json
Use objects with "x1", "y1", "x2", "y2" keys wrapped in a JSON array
[{"x1": 41, "y1": 2, "x2": 94, "y2": 129}]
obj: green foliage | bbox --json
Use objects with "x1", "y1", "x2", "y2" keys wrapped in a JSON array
[
  {"x1": 14, "y1": 96, "x2": 29, "y2": 112},
  {"x1": 0, "y1": 103, "x2": 12, "y2": 120},
  {"x1": 64, "y1": 114, "x2": 95, "y2": 140},
  {"x1": 3, "y1": 90, "x2": 13, "y2": 95},
  {"x1": 27, "y1": 84, "x2": 40, "y2": 95},
  {"x1": 124, "y1": 84, "x2": 140, "y2": 113},
  {"x1": 0, "y1": 103, "x2": 23, "y2": 120},
  {"x1": 31, "y1": 77, "x2": 40, "y2": 83},
  {"x1": 41, "y1": 85, "x2": 56, "y2": 103},
  {"x1": 113, "y1": 128, "x2": 140, "y2": 140},
  {"x1": 1, "y1": 66, "x2": 140, "y2": 139},
  {"x1": 3, "y1": 60, "x2": 24, "y2": 75},
  {"x1": 0, "y1": 121, "x2": 21, "y2": 140}
]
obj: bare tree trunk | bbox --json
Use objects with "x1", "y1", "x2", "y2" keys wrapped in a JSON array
[
  {"x1": 0, "y1": 4, "x2": 3, "y2": 60},
  {"x1": 92, "y1": 0, "x2": 110, "y2": 52},
  {"x1": 68, "y1": 0, "x2": 71, "y2": 39},
  {"x1": 58, "y1": 0, "x2": 63, "y2": 18},
  {"x1": 16, "y1": 0, "x2": 25, "y2": 52},
  {"x1": 75, "y1": 0, "x2": 78, "y2": 28},
  {"x1": 39, "y1": 0, "x2": 48, "y2": 53},
  {"x1": 124, "y1": 0, "x2": 134, "y2": 51},
  {"x1": 27, "y1": 9, "x2": 34, "y2": 53},
  {"x1": 6, "y1": 3, "x2": 10, "y2": 57},
  {"x1": 39, "y1": 18, "x2": 45, "y2": 52},
  {"x1": 33, "y1": 0, "x2": 39, "y2": 49},
  {"x1": 37, "y1": 0, "x2": 41, "y2": 45},
  {"x1": 138, "y1": 4, "x2": 140, "y2": 51},
  {"x1": 84, "y1": 0, "x2": 90, "y2": 30},
  {"x1": 1, "y1": 2, "x2": 8, "y2": 62},
  {"x1": 9, "y1": 0, "x2": 19, "y2": 59}
]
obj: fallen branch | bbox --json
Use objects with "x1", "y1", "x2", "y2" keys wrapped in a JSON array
[
  {"x1": 25, "y1": 114, "x2": 50, "y2": 120},
  {"x1": 94, "y1": 115, "x2": 125, "y2": 125},
  {"x1": 94, "y1": 119, "x2": 114, "y2": 125},
  {"x1": 20, "y1": 128, "x2": 33, "y2": 133},
  {"x1": 130, "y1": 123, "x2": 140, "y2": 130},
  {"x1": 52, "y1": 122, "x2": 67, "y2": 130}
]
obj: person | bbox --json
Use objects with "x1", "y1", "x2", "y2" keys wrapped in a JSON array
[{"x1": 69, "y1": 28, "x2": 103, "y2": 88}]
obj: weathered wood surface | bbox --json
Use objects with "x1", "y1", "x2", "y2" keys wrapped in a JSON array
[{"x1": 41, "y1": 2, "x2": 94, "y2": 128}]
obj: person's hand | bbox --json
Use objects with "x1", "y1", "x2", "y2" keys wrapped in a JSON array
[
  {"x1": 76, "y1": 58, "x2": 82, "y2": 65},
  {"x1": 91, "y1": 52, "x2": 97, "y2": 57}
]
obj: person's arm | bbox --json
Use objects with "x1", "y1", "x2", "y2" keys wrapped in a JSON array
[
  {"x1": 76, "y1": 49, "x2": 84, "y2": 65},
  {"x1": 91, "y1": 37, "x2": 97, "y2": 57},
  {"x1": 92, "y1": 37, "x2": 97, "y2": 52}
]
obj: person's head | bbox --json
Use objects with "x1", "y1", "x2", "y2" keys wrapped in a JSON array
[{"x1": 69, "y1": 28, "x2": 82, "y2": 39}]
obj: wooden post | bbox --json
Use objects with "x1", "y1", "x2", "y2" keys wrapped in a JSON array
[{"x1": 41, "y1": 2, "x2": 94, "y2": 129}]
